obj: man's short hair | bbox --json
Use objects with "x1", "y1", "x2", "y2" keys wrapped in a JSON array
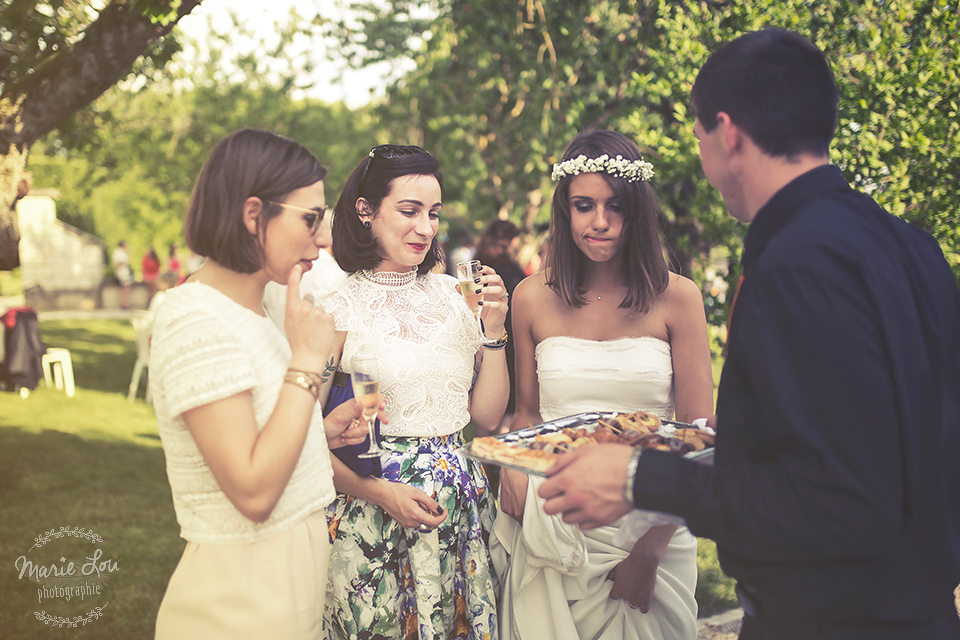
[{"x1": 691, "y1": 28, "x2": 838, "y2": 158}]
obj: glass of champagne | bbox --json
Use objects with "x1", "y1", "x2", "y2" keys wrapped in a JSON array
[
  {"x1": 351, "y1": 357, "x2": 385, "y2": 458},
  {"x1": 456, "y1": 259, "x2": 497, "y2": 345}
]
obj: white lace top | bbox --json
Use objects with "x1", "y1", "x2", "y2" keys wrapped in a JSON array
[
  {"x1": 320, "y1": 269, "x2": 481, "y2": 437},
  {"x1": 149, "y1": 282, "x2": 335, "y2": 544},
  {"x1": 536, "y1": 335, "x2": 675, "y2": 421}
]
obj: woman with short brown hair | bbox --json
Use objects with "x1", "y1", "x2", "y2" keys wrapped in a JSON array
[{"x1": 152, "y1": 129, "x2": 367, "y2": 640}]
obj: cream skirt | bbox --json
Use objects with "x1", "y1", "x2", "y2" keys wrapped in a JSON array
[{"x1": 156, "y1": 510, "x2": 330, "y2": 640}]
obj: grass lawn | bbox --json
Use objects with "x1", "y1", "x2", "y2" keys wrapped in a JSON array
[
  {"x1": 0, "y1": 319, "x2": 183, "y2": 639},
  {"x1": 0, "y1": 316, "x2": 737, "y2": 638}
]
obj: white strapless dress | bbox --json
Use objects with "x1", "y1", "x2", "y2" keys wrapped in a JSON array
[{"x1": 491, "y1": 336, "x2": 699, "y2": 640}]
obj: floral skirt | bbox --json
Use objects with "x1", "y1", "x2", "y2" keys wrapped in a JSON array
[{"x1": 324, "y1": 432, "x2": 499, "y2": 640}]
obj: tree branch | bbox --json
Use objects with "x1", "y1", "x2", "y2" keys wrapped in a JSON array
[{"x1": 10, "y1": 0, "x2": 203, "y2": 151}]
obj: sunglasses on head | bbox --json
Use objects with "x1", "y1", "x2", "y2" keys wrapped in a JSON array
[
  {"x1": 356, "y1": 144, "x2": 428, "y2": 197},
  {"x1": 266, "y1": 201, "x2": 328, "y2": 235}
]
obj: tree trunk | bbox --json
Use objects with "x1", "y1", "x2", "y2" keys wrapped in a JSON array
[{"x1": 0, "y1": 143, "x2": 27, "y2": 269}]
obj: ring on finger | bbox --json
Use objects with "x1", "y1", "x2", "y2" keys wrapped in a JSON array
[
  {"x1": 629, "y1": 602, "x2": 642, "y2": 609},
  {"x1": 417, "y1": 525, "x2": 433, "y2": 533}
]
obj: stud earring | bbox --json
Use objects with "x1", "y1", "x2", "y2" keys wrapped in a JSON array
[{"x1": 363, "y1": 220, "x2": 371, "y2": 228}]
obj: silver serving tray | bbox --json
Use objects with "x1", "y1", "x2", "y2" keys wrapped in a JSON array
[{"x1": 460, "y1": 411, "x2": 715, "y2": 476}]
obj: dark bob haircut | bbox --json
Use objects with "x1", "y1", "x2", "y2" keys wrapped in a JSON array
[
  {"x1": 547, "y1": 129, "x2": 668, "y2": 312},
  {"x1": 331, "y1": 147, "x2": 443, "y2": 275},
  {"x1": 184, "y1": 129, "x2": 326, "y2": 274},
  {"x1": 691, "y1": 27, "x2": 838, "y2": 158}
]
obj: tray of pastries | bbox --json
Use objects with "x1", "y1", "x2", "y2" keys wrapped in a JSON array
[{"x1": 462, "y1": 410, "x2": 715, "y2": 476}]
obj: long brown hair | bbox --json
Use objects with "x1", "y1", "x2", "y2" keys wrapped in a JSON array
[{"x1": 546, "y1": 129, "x2": 668, "y2": 312}]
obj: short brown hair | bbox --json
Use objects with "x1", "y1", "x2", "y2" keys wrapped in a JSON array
[
  {"x1": 184, "y1": 129, "x2": 327, "y2": 274},
  {"x1": 692, "y1": 28, "x2": 837, "y2": 158},
  {"x1": 547, "y1": 129, "x2": 668, "y2": 312}
]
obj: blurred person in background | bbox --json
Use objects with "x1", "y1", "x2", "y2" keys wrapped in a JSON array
[
  {"x1": 142, "y1": 247, "x2": 161, "y2": 298},
  {"x1": 166, "y1": 243, "x2": 183, "y2": 284},
  {"x1": 112, "y1": 240, "x2": 134, "y2": 309}
]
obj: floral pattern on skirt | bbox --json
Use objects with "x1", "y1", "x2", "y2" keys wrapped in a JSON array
[{"x1": 324, "y1": 432, "x2": 499, "y2": 640}]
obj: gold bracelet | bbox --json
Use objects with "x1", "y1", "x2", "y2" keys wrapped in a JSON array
[
  {"x1": 283, "y1": 369, "x2": 322, "y2": 401},
  {"x1": 482, "y1": 330, "x2": 509, "y2": 350},
  {"x1": 287, "y1": 368, "x2": 324, "y2": 388}
]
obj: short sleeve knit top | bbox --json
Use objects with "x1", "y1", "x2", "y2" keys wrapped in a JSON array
[{"x1": 149, "y1": 282, "x2": 335, "y2": 544}]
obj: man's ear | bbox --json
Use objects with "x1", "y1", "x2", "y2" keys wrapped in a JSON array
[
  {"x1": 715, "y1": 112, "x2": 744, "y2": 155},
  {"x1": 243, "y1": 197, "x2": 263, "y2": 236}
]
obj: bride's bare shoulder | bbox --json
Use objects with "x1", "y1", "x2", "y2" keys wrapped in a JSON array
[
  {"x1": 514, "y1": 271, "x2": 550, "y2": 297},
  {"x1": 662, "y1": 272, "x2": 704, "y2": 305}
]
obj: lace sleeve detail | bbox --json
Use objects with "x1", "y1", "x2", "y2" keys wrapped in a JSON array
[
  {"x1": 152, "y1": 305, "x2": 257, "y2": 419},
  {"x1": 318, "y1": 287, "x2": 359, "y2": 333}
]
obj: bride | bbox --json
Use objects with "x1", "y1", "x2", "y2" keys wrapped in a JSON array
[{"x1": 492, "y1": 129, "x2": 715, "y2": 640}]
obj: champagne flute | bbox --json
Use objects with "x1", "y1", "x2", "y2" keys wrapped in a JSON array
[
  {"x1": 456, "y1": 259, "x2": 497, "y2": 345},
  {"x1": 351, "y1": 357, "x2": 385, "y2": 458}
]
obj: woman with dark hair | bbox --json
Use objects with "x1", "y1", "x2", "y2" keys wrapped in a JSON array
[
  {"x1": 492, "y1": 130, "x2": 714, "y2": 640},
  {"x1": 318, "y1": 144, "x2": 509, "y2": 639},
  {"x1": 151, "y1": 129, "x2": 368, "y2": 639}
]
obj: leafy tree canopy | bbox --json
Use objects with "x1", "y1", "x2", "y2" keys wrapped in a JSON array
[
  {"x1": 1, "y1": 0, "x2": 203, "y2": 269},
  {"x1": 26, "y1": 11, "x2": 377, "y2": 271},
  {"x1": 17, "y1": 0, "x2": 959, "y2": 350},
  {"x1": 327, "y1": 0, "x2": 960, "y2": 315}
]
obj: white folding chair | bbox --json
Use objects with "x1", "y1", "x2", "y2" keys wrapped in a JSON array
[{"x1": 128, "y1": 310, "x2": 154, "y2": 402}]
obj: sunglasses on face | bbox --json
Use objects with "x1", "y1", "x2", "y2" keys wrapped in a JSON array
[
  {"x1": 266, "y1": 201, "x2": 327, "y2": 235},
  {"x1": 356, "y1": 144, "x2": 428, "y2": 197}
]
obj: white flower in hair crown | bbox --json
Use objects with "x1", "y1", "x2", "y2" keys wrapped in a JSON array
[{"x1": 551, "y1": 153, "x2": 655, "y2": 183}]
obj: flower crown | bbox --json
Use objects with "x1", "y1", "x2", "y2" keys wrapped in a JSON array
[{"x1": 551, "y1": 153, "x2": 655, "y2": 183}]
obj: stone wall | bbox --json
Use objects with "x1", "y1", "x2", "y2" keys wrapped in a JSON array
[{"x1": 16, "y1": 192, "x2": 110, "y2": 311}]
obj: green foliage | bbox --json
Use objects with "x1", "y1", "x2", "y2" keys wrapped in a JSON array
[
  {"x1": 340, "y1": 0, "x2": 960, "y2": 326},
  {"x1": 26, "y1": 14, "x2": 377, "y2": 271},
  {"x1": 132, "y1": 0, "x2": 184, "y2": 27},
  {"x1": 696, "y1": 538, "x2": 739, "y2": 618},
  {"x1": 823, "y1": 0, "x2": 960, "y2": 261},
  {"x1": 0, "y1": 1, "x2": 93, "y2": 96},
  {"x1": 22, "y1": 0, "x2": 960, "y2": 318},
  {"x1": 0, "y1": 268, "x2": 23, "y2": 296},
  {"x1": 0, "y1": 0, "x2": 187, "y2": 100}
]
